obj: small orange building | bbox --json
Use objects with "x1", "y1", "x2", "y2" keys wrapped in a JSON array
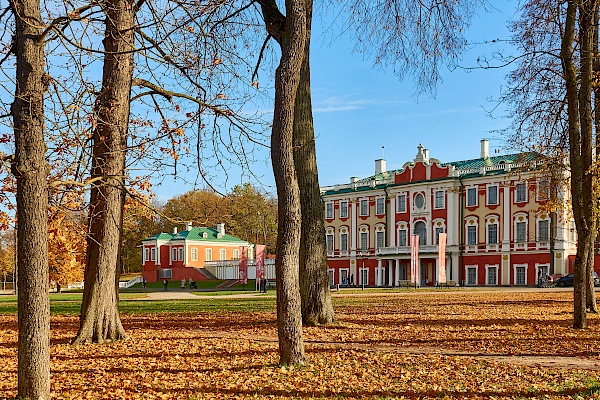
[{"x1": 141, "y1": 223, "x2": 252, "y2": 282}]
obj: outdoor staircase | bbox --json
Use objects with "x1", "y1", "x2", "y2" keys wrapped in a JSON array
[
  {"x1": 195, "y1": 267, "x2": 218, "y2": 280},
  {"x1": 216, "y1": 279, "x2": 239, "y2": 289}
]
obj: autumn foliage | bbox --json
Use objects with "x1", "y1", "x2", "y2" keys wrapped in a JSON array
[{"x1": 1, "y1": 290, "x2": 600, "y2": 398}]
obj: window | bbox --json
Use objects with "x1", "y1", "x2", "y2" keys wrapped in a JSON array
[
  {"x1": 467, "y1": 187, "x2": 477, "y2": 207},
  {"x1": 150, "y1": 248, "x2": 156, "y2": 261},
  {"x1": 191, "y1": 248, "x2": 198, "y2": 261},
  {"x1": 467, "y1": 225, "x2": 477, "y2": 245},
  {"x1": 414, "y1": 193, "x2": 425, "y2": 209},
  {"x1": 397, "y1": 195, "x2": 406, "y2": 213},
  {"x1": 467, "y1": 266, "x2": 477, "y2": 285},
  {"x1": 487, "y1": 223, "x2": 498, "y2": 244},
  {"x1": 340, "y1": 232, "x2": 348, "y2": 251},
  {"x1": 434, "y1": 191, "x2": 444, "y2": 209},
  {"x1": 232, "y1": 249, "x2": 240, "y2": 260},
  {"x1": 360, "y1": 232, "x2": 368, "y2": 250},
  {"x1": 516, "y1": 183, "x2": 527, "y2": 202},
  {"x1": 376, "y1": 231, "x2": 385, "y2": 248},
  {"x1": 360, "y1": 199, "x2": 369, "y2": 216},
  {"x1": 487, "y1": 185, "x2": 498, "y2": 205},
  {"x1": 537, "y1": 179, "x2": 550, "y2": 201},
  {"x1": 398, "y1": 229, "x2": 407, "y2": 246},
  {"x1": 486, "y1": 266, "x2": 498, "y2": 285},
  {"x1": 569, "y1": 221, "x2": 576, "y2": 243},
  {"x1": 171, "y1": 248, "x2": 177, "y2": 261},
  {"x1": 326, "y1": 202, "x2": 334, "y2": 219},
  {"x1": 516, "y1": 221, "x2": 527, "y2": 243},
  {"x1": 435, "y1": 227, "x2": 444, "y2": 245},
  {"x1": 144, "y1": 248, "x2": 150, "y2": 262},
  {"x1": 376, "y1": 198, "x2": 385, "y2": 215},
  {"x1": 220, "y1": 249, "x2": 226, "y2": 260},
  {"x1": 340, "y1": 201, "x2": 348, "y2": 218},
  {"x1": 414, "y1": 221, "x2": 426, "y2": 245},
  {"x1": 159, "y1": 268, "x2": 172, "y2": 279},
  {"x1": 538, "y1": 220, "x2": 550, "y2": 242},
  {"x1": 178, "y1": 248, "x2": 184, "y2": 261},
  {"x1": 326, "y1": 234, "x2": 334, "y2": 253},
  {"x1": 205, "y1": 248, "x2": 212, "y2": 261},
  {"x1": 515, "y1": 265, "x2": 527, "y2": 285}
]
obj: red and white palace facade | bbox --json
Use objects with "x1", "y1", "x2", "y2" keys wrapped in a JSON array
[{"x1": 321, "y1": 141, "x2": 578, "y2": 287}]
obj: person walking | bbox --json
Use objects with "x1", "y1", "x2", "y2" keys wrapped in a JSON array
[{"x1": 163, "y1": 279, "x2": 168, "y2": 291}]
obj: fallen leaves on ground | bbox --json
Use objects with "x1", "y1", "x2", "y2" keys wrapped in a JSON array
[{"x1": 1, "y1": 291, "x2": 600, "y2": 399}]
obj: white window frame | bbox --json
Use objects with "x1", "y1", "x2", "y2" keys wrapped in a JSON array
[
  {"x1": 397, "y1": 228, "x2": 408, "y2": 246},
  {"x1": 376, "y1": 230, "x2": 385, "y2": 249},
  {"x1": 435, "y1": 227, "x2": 444, "y2": 245},
  {"x1": 144, "y1": 248, "x2": 150, "y2": 262},
  {"x1": 191, "y1": 248, "x2": 198, "y2": 261},
  {"x1": 396, "y1": 194, "x2": 406, "y2": 213},
  {"x1": 434, "y1": 190, "x2": 444, "y2": 209},
  {"x1": 515, "y1": 182, "x2": 527, "y2": 203},
  {"x1": 514, "y1": 264, "x2": 528, "y2": 285},
  {"x1": 339, "y1": 269, "x2": 350, "y2": 286},
  {"x1": 359, "y1": 230, "x2": 369, "y2": 250},
  {"x1": 232, "y1": 249, "x2": 240, "y2": 260},
  {"x1": 514, "y1": 213, "x2": 528, "y2": 247},
  {"x1": 205, "y1": 248, "x2": 212, "y2": 261},
  {"x1": 171, "y1": 247, "x2": 177, "y2": 262},
  {"x1": 466, "y1": 265, "x2": 478, "y2": 286},
  {"x1": 376, "y1": 197, "x2": 385, "y2": 215},
  {"x1": 466, "y1": 187, "x2": 478, "y2": 207},
  {"x1": 328, "y1": 269, "x2": 334, "y2": 286},
  {"x1": 340, "y1": 201, "x2": 349, "y2": 218},
  {"x1": 159, "y1": 268, "x2": 172, "y2": 279},
  {"x1": 487, "y1": 223, "x2": 498, "y2": 245},
  {"x1": 325, "y1": 202, "x2": 334, "y2": 219},
  {"x1": 487, "y1": 184, "x2": 499, "y2": 206},
  {"x1": 150, "y1": 248, "x2": 156, "y2": 261},
  {"x1": 485, "y1": 264, "x2": 498, "y2": 285},
  {"x1": 340, "y1": 231, "x2": 348, "y2": 252},
  {"x1": 414, "y1": 192, "x2": 425, "y2": 210},
  {"x1": 467, "y1": 225, "x2": 477, "y2": 246},
  {"x1": 360, "y1": 199, "x2": 369, "y2": 216},
  {"x1": 537, "y1": 218, "x2": 550, "y2": 243},
  {"x1": 536, "y1": 178, "x2": 550, "y2": 201},
  {"x1": 326, "y1": 233, "x2": 334, "y2": 255},
  {"x1": 359, "y1": 267, "x2": 369, "y2": 286},
  {"x1": 178, "y1": 247, "x2": 184, "y2": 262},
  {"x1": 220, "y1": 249, "x2": 227, "y2": 260}
]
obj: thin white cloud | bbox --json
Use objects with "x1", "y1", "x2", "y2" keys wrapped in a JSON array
[{"x1": 314, "y1": 95, "x2": 409, "y2": 113}]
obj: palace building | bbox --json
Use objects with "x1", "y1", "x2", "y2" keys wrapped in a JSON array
[{"x1": 321, "y1": 140, "x2": 578, "y2": 287}]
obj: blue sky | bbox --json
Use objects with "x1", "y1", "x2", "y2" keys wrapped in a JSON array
[{"x1": 154, "y1": 1, "x2": 520, "y2": 199}]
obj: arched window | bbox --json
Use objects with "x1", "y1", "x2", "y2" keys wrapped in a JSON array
[{"x1": 414, "y1": 221, "x2": 427, "y2": 245}]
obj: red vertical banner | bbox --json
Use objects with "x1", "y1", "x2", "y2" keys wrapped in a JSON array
[
  {"x1": 255, "y1": 244, "x2": 265, "y2": 280},
  {"x1": 239, "y1": 246, "x2": 248, "y2": 284},
  {"x1": 438, "y1": 233, "x2": 447, "y2": 284},
  {"x1": 410, "y1": 235, "x2": 419, "y2": 285}
]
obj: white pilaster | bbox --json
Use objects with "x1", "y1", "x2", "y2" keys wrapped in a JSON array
[
  {"x1": 388, "y1": 195, "x2": 396, "y2": 246},
  {"x1": 502, "y1": 184, "x2": 511, "y2": 251},
  {"x1": 395, "y1": 259, "x2": 400, "y2": 286},
  {"x1": 388, "y1": 260, "x2": 393, "y2": 286},
  {"x1": 351, "y1": 199, "x2": 358, "y2": 253},
  {"x1": 377, "y1": 259, "x2": 382, "y2": 286}
]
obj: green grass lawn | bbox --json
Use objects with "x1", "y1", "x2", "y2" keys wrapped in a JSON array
[
  {"x1": 125, "y1": 279, "x2": 227, "y2": 290},
  {"x1": 0, "y1": 291, "x2": 276, "y2": 314}
]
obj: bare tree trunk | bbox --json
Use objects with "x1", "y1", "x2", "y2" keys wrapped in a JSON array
[
  {"x1": 11, "y1": 0, "x2": 51, "y2": 395},
  {"x1": 294, "y1": 0, "x2": 334, "y2": 326},
  {"x1": 73, "y1": 0, "x2": 134, "y2": 344},
  {"x1": 269, "y1": 0, "x2": 307, "y2": 365}
]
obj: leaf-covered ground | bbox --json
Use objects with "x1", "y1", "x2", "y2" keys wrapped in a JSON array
[{"x1": 2, "y1": 290, "x2": 600, "y2": 399}]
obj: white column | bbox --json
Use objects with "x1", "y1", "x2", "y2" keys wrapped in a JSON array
[
  {"x1": 388, "y1": 260, "x2": 393, "y2": 286},
  {"x1": 351, "y1": 199, "x2": 358, "y2": 253},
  {"x1": 377, "y1": 259, "x2": 382, "y2": 286},
  {"x1": 435, "y1": 258, "x2": 439, "y2": 285},
  {"x1": 502, "y1": 184, "x2": 511, "y2": 250},
  {"x1": 447, "y1": 186, "x2": 457, "y2": 246},
  {"x1": 388, "y1": 195, "x2": 396, "y2": 246},
  {"x1": 395, "y1": 259, "x2": 400, "y2": 286}
]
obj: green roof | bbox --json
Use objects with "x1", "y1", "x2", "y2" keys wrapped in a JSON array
[
  {"x1": 143, "y1": 227, "x2": 247, "y2": 243},
  {"x1": 444, "y1": 152, "x2": 539, "y2": 170}
]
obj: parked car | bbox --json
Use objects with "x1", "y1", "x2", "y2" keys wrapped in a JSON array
[{"x1": 555, "y1": 272, "x2": 600, "y2": 287}]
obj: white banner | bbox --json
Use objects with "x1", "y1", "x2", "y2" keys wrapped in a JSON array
[{"x1": 438, "y1": 233, "x2": 447, "y2": 284}]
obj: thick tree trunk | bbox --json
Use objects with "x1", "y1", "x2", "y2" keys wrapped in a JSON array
[
  {"x1": 270, "y1": 0, "x2": 307, "y2": 365},
  {"x1": 294, "y1": 0, "x2": 334, "y2": 326},
  {"x1": 11, "y1": 0, "x2": 51, "y2": 395},
  {"x1": 73, "y1": 0, "x2": 134, "y2": 344}
]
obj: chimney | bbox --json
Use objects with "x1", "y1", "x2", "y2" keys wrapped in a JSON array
[
  {"x1": 375, "y1": 159, "x2": 386, "y2": 175},
  {"x1": 350, "y1": 176, "x2": 359, "y2": 183},
  {"x1": 480, "y1": 139, "x2": 490, "y2": 159},
  {"x1": 173, "y1": 227, "x2": 178, "y2": 234},
  {"x1": 186, "y1": 222, "x2": 193, "y2": 231},
  {"x1": 216, "y1": 223, "x2": 225, "y2": 236}
]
